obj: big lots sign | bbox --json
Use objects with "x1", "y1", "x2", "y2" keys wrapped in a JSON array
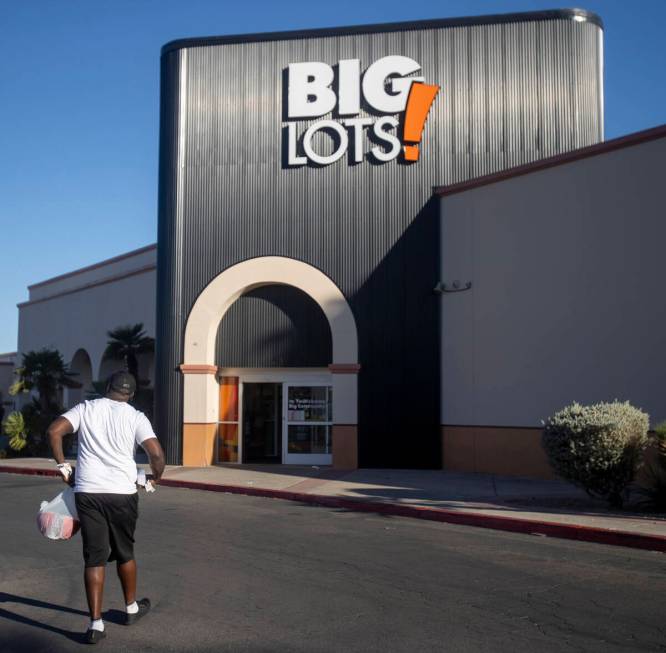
[{"x1": 285, "y1": 56, "x2": 439, "y2": 167}]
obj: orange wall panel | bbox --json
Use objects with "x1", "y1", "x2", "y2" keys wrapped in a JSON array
[
  {"x1": 182, "y1": 423, "x2": 217, "y2": 467},
  {"x1": 218, "y1": 423, "x2": 239, "y2": 463},
  {"x1": 219, "y1": 376, "x2": 239, "y2": 422},
  {"x1": 332, "y1": 425, "x2": 358, "y2": 470},
  {"x1": 441, "y1": 426, "x2": 555, "y2": 479}
]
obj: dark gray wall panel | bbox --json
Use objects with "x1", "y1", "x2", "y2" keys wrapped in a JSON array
[
  {"x1": 155, "y1": 12, "x2": 603, "y2": 467},
  {"x1": 215, "y1": 286, "x2": 332, "y2": 368},
  {"x1": 155, "y1": 49, "x2": 185, "y2": 464}
]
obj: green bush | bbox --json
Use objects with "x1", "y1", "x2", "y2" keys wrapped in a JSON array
[
  {"x1": 8, "y1": 348, "x2": 79, "y2": 456},
  {"x1": 22, "y1": 398, "x2": 72, "y2": 456},
  {"x1": 3, "y1": 411, "x2": 28, "y2": 452},
  {"x1": 542, "y1": 401, "x2": 649, "y2": 507},
  {"x1": 1, "y1": 399, "x2": 73, "y2": 457},
  {"x1": 636, "y1": 421, "x2": 666, "y2": 511}
]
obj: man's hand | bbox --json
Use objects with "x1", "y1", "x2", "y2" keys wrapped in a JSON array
[
  {"x1": 136, "y1": 468, "x2": 157, "y2": 493},
  {"x1": 56, "y1": 463, "x2": 73, "y2": 484},
  {"x1": 48, "y1": 416, "x2": 76, "y2": 485},
  {"x1": 141, "y1": 438, "x2": 166, "y2": 483}
]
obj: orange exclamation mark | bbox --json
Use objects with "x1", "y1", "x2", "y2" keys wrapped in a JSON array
[{"x1": 403, "y1": 82, "x2": 440, "y2": 162}]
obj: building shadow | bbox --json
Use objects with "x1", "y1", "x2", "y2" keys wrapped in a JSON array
[
  {"x1": 350, "y1": 197, "x2": 441, "y2": 469},
  {"x1": 216, "y1": 284, "x2": 332, "y2": 368},
  {"x1": 0, "y1": 592, "x2": 127, "y2": 647}
]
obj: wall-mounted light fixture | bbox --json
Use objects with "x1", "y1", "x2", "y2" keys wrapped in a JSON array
[{"x1": 433, "y1": 280, "x2": 472, "y2": 294}]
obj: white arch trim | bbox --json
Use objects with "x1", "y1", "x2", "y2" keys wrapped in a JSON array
[
  {"x1": 180, "y1": 257, "x2": 360, "y2": 468},
  {"x1": 183, "y1": 256, "x2": 358, "y2": 366}
]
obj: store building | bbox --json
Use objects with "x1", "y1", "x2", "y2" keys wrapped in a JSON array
[
  {"x1": 436, "y1": 126, "x2": 666, "y2": 476},
  {"x1": 14, "y1": 9, "x2": 665, "y2": 476},
  {"x1": 155, "y1": 10, "x2": 606, "y2": 469},
  {"x1": 15, "y1": 245, "x2": 156, "y2": 408}
]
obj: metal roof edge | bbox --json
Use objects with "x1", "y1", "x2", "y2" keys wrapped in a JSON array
[
  {"x1": 161, "y1": 9, "x2": 602, "y2": 56},
  {"x1": 19, "y1": 265, "x2": 157, "y2": 309},
  {"x1": 433, "y1": 124, "x2": 666, "y2": 198},
  {"x1": 28, "y1": 243, "x2": 157, "y2": 290}
]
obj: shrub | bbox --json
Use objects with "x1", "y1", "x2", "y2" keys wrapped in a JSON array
[
  {"x1": 0, "y1": 399, "x2": 72, "y2": 457},
  {"x1": 3, "y1": 411, "x2": 28, "y2": 452},
  {"x1": 8, "y1": 348, "x2": 79, "y2": 456},
  {"x1": 542, "y1": 401, "x2": 649, "y2": 507},
  {"x1": 636, "y1": 421, "x2": 666, "y2": 511},
  {"x1": 21, "y1": 398, "x2": 65, "y2": 456}
]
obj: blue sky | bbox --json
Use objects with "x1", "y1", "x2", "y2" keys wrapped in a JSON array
[{"x1": 1, "y1": 0, "x2": 665, "y2": 353}]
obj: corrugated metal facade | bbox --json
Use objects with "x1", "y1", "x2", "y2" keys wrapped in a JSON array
[
  {"x1": 215, "y1": 287, "x2": 332, "y2": 367},
  {"x1": 156, "y1": 11, "x2": 603, "y2": 466}
]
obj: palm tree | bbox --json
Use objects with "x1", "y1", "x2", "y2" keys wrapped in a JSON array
[
  {"x1": 103, "y1": 324, "x2": 155, "y2": 385},
  {"x1": 10, "y1": 349, "x2": 81, "y2": 411}
]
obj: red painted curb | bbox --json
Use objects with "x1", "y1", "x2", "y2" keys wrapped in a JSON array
[
  {"x1": 157, "y1": 479, "x2": 666, "y2": 552},
  {"x1": 0, "y1": 466, "x2": 61, "y2": 478},
  {"x1": 3, "y1": 466, "x2": 664, "y2": 552}
]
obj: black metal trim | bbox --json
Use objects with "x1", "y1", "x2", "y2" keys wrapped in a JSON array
[{"x1": 161, "y1": 9, "x2": 603, "y2": 56}]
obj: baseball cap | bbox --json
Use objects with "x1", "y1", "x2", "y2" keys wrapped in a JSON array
[{"x1": 108, "y1": 370, "x2": 137, "y2": 395}]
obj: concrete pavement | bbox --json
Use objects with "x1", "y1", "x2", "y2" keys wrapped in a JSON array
[
  {"x1": 1, "y1": 458, "x2": 664, "y2": 551},
  {"x1": 1, "y1": 474, "x2": 664, "y2": 653}
]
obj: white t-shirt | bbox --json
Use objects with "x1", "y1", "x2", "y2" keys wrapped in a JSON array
[{"x1": 62, "y1": 398, "x2": 157, "y2": 494}]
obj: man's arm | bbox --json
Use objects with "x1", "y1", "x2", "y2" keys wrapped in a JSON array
[
  {"x1": 47, "y1": 417, "x2": 75, "y2": 483},
  {"x1": 141, "y1": 437, "x2": 166, "y2": 482},
  {"x1": 47, "y1": 417, "x2": 75, "y2": 465}
]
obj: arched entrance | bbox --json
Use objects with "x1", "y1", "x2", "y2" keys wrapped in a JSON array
[
  {"x1": 180, "y1": 256, "x2": 359, "y2": 469},
  {"x1": 68, "y1": 349, "x2": 93, "y2": 407}
]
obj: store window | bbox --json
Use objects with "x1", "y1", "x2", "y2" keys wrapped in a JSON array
[{"x1": 286, "y1": 386, "x2": 332, "y2": 457}]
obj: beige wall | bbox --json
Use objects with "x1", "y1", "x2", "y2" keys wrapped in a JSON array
[
  {"x1": 439, "y1": 136, "x2": 666, "y2": 430},
  {"x1": 28, "y1": 245, "x2": 156, "y2": 301},
  {"x1": 17, "y1": 248, "x2": 156, "y2": 391}
]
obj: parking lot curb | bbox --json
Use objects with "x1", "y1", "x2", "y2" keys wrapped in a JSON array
[{"x1": 3, "y1": 465, "x2": 664, "y2": 553}]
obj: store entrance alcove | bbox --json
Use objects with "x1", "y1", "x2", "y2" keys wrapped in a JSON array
[
  {"x1": 215, "y1": 284, "x2": 334, "y2": 465},
  {"x1": 181, "y1": 255, "x2": 359, "y2": 469}
]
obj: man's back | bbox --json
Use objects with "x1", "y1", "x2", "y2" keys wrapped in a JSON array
[
  {"x1": 48, "y1": 372, "x2": 165, "y2": 643},
  {"x1": 63, "y1": 398, "x2": 155, "y2": 494}
]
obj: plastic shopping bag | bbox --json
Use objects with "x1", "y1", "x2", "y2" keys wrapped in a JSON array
[{"x1": 37, "y1": 486, "x2": 80, "y2": 540}]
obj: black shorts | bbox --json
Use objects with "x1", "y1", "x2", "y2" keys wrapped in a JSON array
[{"x1": 75, "y1": 493, "x2": 139, "y2": 568}]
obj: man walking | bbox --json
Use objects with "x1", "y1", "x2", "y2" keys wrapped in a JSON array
[{"x1": 48, "y1": 370, "x2": 165, "y2": 644}]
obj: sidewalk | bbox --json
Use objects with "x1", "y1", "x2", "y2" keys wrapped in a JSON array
[{"x1": 2, "y1": 458, "x2": 664, "y2": 552}]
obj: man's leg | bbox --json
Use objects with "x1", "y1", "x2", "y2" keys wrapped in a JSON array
[
  {"x1": 109, "y1": 495, "x2": 150, "y2": 624},
  {"x1": 117, "y1": 559, "x2": 137, "y2": 606},
  {"x1": 75, "y1": 493, "x2": 109, "y2": 640},
  {"x1": 84, "y1": 566, "x2": 106, "y2": 620}
]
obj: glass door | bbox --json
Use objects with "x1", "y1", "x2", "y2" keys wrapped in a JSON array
[
  {"x1": 242, "y1": 383, "x2": 282, "y2": 463},
  {"x1": 283, "y1": 384, "x2": 333, "y2": 465}
]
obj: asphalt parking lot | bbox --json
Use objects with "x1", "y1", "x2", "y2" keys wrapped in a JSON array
[{"x1": 1, "y1": 474, "x2": 664, "y2": 653}]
